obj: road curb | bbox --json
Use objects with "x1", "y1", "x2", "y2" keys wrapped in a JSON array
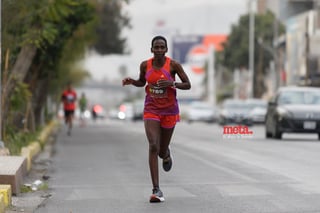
[
  {"x1": 38, "y1": 120, "x2": 59, "y2": 145},
  {"x1": 0, "y1": 194, "x2": 5, "y2": 213},
  {"x1": 20, "y1": 119, "x2": 59, "y2": 172},
  {"x1": 0, "y1": 185, "x2": 11, "y2": 208},
  {"x1": 20, "y1": 142, "x2": 41, "y2": 172},
  {"x1": 0, "y1": 119, "x2": 59, "y2": 210}
]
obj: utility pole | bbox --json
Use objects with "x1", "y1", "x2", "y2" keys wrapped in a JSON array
[
  {"x1": 207, "y1": 44, "x2": 216, "y2": 106},
  {"x1": 248, "y1": 0, "x2": 255, "y2": 98},
  {"x1": 305, "y1": 14, "x2": 310, "y2": 86},
  {"x1": 273, "y1": 11, "x2": 280, "y2": 90}
]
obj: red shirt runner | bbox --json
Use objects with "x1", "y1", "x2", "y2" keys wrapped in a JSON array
[{"x1": 62, "y1": 90, "x2": 77, "y2": 111}]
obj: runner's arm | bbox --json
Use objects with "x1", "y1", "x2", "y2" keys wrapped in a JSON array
[
  {"x1": 122, "y1": 61, "x2": 147, "y2": 87},
  {"x1": 171, "y1": 60, "x2": 191, "y2": 90}
]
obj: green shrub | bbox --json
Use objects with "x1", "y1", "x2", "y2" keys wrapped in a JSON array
[{"x1": 5, "y1": 126, "x2": 42, "y2": 155}]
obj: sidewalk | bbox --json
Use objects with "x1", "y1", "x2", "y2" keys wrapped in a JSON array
[{"x1": 0, "y1": 121, "x2": 59, "y2": 213}]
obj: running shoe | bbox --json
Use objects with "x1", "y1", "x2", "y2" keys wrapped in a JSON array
[
  {"x1": 162, "y1": 148, "x2": 172, "y2": 172},
  {"x1": 149, "y1": 187, "x2": 165, "y2": 203}
]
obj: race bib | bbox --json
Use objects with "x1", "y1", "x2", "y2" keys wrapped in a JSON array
[
  {"x1": 149, "y1": 84, "x2": 168, "y2": 98},
  {"x1": 66, "y1": 94, "x2": 75, "y2": 103}
]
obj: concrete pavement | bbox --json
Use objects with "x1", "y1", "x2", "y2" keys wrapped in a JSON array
[
  {"x1": 4, "y1": 119, "x2": 320, "y2": 212},
  {"x1": 0, "y1": 120, "x2": 59, "y2": 213}
]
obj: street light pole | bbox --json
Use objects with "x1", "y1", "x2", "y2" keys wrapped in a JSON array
[
  {"x1": 207, "y1": 44, "x2": 216, "y2": 107},
  {"x1": 248, "y1": 0, "x2": 255, "y2": 98},
  {"x1": 305, "y1": 14, "x2": 310, "y2": 86}
]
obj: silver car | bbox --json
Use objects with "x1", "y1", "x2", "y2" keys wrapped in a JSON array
[
  {"x1": 247, "y1": 99, "x2": 267, "y2": 124},
  {"x1": 265, "y1": 86, "x2": 320, "y2": 139},
  {"x1": 186, "y1": 101, "x2": 217, "y2": 123},
  {"x1": 218, "y1": 99, "x2": 253, "y2": 126}
]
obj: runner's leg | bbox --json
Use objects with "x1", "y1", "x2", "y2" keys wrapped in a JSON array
[
  {"x1": 144, "y1": 119, "x2": 161, "y2": 188},
  {"x1": 64, "y1": 110, "x2": 68, "y2": 125},
  {"x1": 159, "y1": 127, "x2": 174, "y2": 159},
  {"x1": 69, "y1": 111, "x2": 74, "y2": 131}
]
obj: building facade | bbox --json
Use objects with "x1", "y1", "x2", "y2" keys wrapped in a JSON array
[{"x1": 257, "y1": 0, "x2": 320, "y2": 86}]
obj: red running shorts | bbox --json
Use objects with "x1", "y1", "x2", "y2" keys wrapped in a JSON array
[{"x1": 143, "y1": 112, "x2": 180, "y2": 129}]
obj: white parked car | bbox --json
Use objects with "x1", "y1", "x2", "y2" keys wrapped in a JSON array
[
  {"x1": 186, "y1": 101, "x2": 217, "y2": 123},
  {"x1": 246, "y1": 99, "x2": 268, "y2": 124}
]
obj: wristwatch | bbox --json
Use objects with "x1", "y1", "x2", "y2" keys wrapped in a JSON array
[{"x1": 172, "y1": 81, "x2": 177, "y2": 88}]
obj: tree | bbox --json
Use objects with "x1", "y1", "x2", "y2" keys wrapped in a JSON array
[
  {"x1": 1, "y1": 0, "x2": 131, "y2": 150},
  {"x1": 90, "y1": 0, "x2": 131, "y2": 55},
  {"x1": 1, "y1": 0, "x2": 95, "y2": 146},
  {"x1": 217, "y1": 11, "x2": 285, "y2": 98}
]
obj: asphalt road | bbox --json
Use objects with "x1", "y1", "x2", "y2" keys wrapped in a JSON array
[{"x1": 35, "y1": 119, "x2": 320, "y2": 213}]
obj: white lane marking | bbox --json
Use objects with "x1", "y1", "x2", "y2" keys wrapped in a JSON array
[{"x1": 177, "y1": 148, "x2": 258, "y2": 182}]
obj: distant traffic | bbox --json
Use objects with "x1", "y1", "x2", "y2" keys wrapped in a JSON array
[{"x1": 58, "y1": 86, "x2": 320, "y2": 141}]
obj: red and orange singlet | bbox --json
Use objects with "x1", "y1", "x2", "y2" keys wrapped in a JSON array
[{"x1": 144, "y1": 57, "x2": 179, "y2": 115}]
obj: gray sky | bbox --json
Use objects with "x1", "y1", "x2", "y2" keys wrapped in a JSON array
[{"x1": 84, "y1": 0, "x2": 247, "y2": 81}]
